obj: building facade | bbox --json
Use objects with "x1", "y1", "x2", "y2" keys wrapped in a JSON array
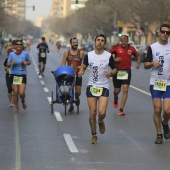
[
  {"x1": 50, "y1": 0, "x2": 88, "y2": 18},
  {"x1": 3, "y1": 0, "x2": 25, "y2": 20}
]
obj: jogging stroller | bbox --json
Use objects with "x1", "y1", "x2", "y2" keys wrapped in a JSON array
[{"x1": 51, "y1": 66, "x2": 79, "y2": 115}]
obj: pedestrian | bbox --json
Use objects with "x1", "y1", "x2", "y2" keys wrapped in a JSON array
[
  {"x1": 78, "y1": 34, "x2": 117, "y2": 144},
  {"x1": 61, "y1": 37, "x2": 85, "y2": 112},
  {"x1": 3, "y1": 41, "x2": 14, "y2": 107},
  {"x1": 56, "y1": 41, "x2": 61, "y2": 53},
  {"x1": 109, "y1": 35, "x2": 141, "y2": 116},
  {"x1": 7, "y1": 39, "x2": 31, "y2": 113},
  {"x1": 37, "y1": 37, "x2": 49, "y2": 77},
  {"x1": 144, "y1": 23, "x2": 170, "y2": 144}
]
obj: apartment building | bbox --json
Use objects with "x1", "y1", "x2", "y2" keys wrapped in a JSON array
[
  {"x1": 3, "y1": 0, "x2": 25, "y2": 20},
  {"x1": 51, "y1": 0, "x2": 88, "y2": 18}
]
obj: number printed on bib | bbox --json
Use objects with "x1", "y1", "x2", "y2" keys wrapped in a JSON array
[
  {"x1": 117, "y1": 70, "x2": 128, "y2": 80},
  {"x1": 90, "y1": 86, "x2": 103, "y2": 96},
  {"x1": 13, "y1": 76, "x2": 23, "y2": 85},
  {"x1": 154, "y1": 79, "x2": 167, "y2": 91},
  {"x1": 41, "y1": 53, "x2": 46, "y2": 58}
]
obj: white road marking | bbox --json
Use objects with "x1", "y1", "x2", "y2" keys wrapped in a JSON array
[
  {"x1": 47, "y1": 97, "x2": 51, "y2": 104},
  {"x1": 40, "y1": 80, "x2": 45, "y2": 85},
  {"x1": 63, "y1": 134, "x2": 79, "y2": 153},
  {"x1": 43, "y1": 87, "x2": 49, "y2": 92},
  {"x1": 54, "y1": 111, "x2": 63, "y2": 121},
  {"x1": 130, "y1": 85, "x2": 151, "y2": 96}
]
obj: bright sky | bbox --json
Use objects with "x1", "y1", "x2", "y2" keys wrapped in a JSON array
[{"x1": 26, "y1": 0, "x2": 53, "y2": 23}]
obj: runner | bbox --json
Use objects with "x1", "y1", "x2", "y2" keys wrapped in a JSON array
[
  {"x1": 78, "y1": 34, "x2": 117, "y2": 144},
  {"x1": 56, "y1": 41, "x2": 61, "y2": 54},
  {"x1": 3, "y1": 41, "x2": 14, "y2": 107},
  {"x1": 37, "y1": 37, "x2": 49, "y2": 77},
  {"x1": 144, "y1": 23, "x2": 170, "y2": 144},
  {"x1": 27, "y1": 39, "x2": 31, "y2": 51},
  {"x1": 109, "y1": 35, "x2": 141, "y2": 116},
  {"x1": 7, "y1": 39, "x2": 31, "y2": 113},
  {"x1": 61, "y1": 37, "x2": 85, "y2": 112}
]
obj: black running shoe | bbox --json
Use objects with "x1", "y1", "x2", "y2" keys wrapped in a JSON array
[
  {"x1": 68, "y1": 105, "x2": 74, "y2": 112},
  {"x1": 75, "y1": 97, "x2": 80, "y2": 106},
  {"x1": 162, "y1": 122, "x2": 170, "y2": 139},
  {"x1": 155, "y1": 134, "x2": 163, "y2": 144}
]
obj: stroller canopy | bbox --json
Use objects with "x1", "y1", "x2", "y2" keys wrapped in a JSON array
[{"x1": 54, "y1": 66, "x2": 75, "y2": 78}]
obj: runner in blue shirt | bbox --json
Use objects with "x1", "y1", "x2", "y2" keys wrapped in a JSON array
[{"x1": 7, "y1": 39, "x2": 31, "y2": 113}]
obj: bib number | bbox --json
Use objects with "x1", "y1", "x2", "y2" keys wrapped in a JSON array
[
  {"x1": 90, "y1": 86, "x2": 103, "y2": 96},
  {"x1": 41, "y1": 53, "x2": 46, "y2": 58},
  {"x1": 8, "y1": 68, "x2": 11, "y2": 74},
  {"x1": 153, "y1": 79, "x2": 167, "y2": 91},
  {"x1": 13, "y1": 76, "x2": 23, "y2": 85},
  {"x1": 117, "y1": 70, "x2": 128, "y2": 80}
]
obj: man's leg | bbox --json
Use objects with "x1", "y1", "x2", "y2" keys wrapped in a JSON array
[
  {"x1": 120, "y1": 84, "x2": 129, "y2": 110},
  {"x1": 162, "y1": 99, "x2": 170, "y2": 139},
  {"x1": 41, "y1": 64, "x2": 45, "y2": 76},
  {"x1": 87, "y1": 97, "x2": 98, "y2": 144},
  {"x1": 153, "y1": 98, "x2": 162, "y2": 134},
  {"x1": 98, "y1": 96, "x2": 108, "y2": 134},
  {"x1": 38, "y1": 62, "x2": 41, "y2": 75},
  {"x1": 112, "y1": 75, "x2": 121, "y2": 108}
]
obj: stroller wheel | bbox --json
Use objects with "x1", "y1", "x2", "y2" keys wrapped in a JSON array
[{"x1": 51, "y1": 91, "x2": 54, "y2": 114}]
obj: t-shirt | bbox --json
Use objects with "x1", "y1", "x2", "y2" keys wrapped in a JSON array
[
  {"x1": 109, "y1": 44, "x2": 138, "y2": 70},
  {"x1": 37, "y1": 43, "x2": 49, "y2": 58},
  {"x1": 83, "y1": 50, "x2": 115, "y2": 89},
  {"x1": 8, "y1": 51, "x2": 31, "y2": 75},
  {"x1": 145, "y1": 42, "x2": 170, "y2": 85}
]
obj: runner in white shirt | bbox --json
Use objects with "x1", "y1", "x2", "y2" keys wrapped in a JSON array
[
  {"x1": 144, "y1": 23, "x2": 170, "y2": 144},
  {"x1": 78, "y1": 34, "x2": 117, "y2": 144}
]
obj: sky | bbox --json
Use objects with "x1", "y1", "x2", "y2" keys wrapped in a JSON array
[{"x1": 26, "y1": 0, "x2": 53, "y2": 23}]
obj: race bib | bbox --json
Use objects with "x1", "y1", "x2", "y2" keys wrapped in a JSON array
[
  {"x1": 13, "y1": 76, "x2": 23, "y2": 85},
  {"x1": 90, "y1": 86, "x2": 103, "y2": 96},
  {"x1": 41, "y1": 53, "x2": 46, "y2": 58},
  {"x1": 117, "y1": 70, "x2": 128, "y2": 80},
  {"x1": 153, "y1": 79, "x2": 167, "y2": 91},
  {"x1": 8, "y1": 68, "x2": 11, "y2": 74}
]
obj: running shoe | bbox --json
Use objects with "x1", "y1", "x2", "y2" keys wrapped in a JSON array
[
  {"x1": 22, "y1": 101, "x2": 27, "y2": 110},
  {"x1": 98, "y1": 119, "x2": 105, "y2": 134},
  {"x1": 118, "y1": 109, "x2": 125, "y2": 116},
  {"x1": 9, "y1": 103, "x2": 13, "y2": 107},
  {"x1": 155, "y1": 134, "x2": 163, "y2": 144},
  {"x1": 75, "y1": 97, "x2": 80, "y2": 106},
  {"x1": 90, "y1": 136, "x2": 98, "y2": 144},
  {"x1": 162, "y1": 122, "x2": 170, "y2": 139},
  {"x1": 14, "y1": 106, "x2": 19, "y2": 113},
  {"x1": 113, "y1": 102, "x2": 118, "y2": 108},
  {"x1": 68, "y1": 105, "x2": 74, "y2": 112},
  {"x1": 113, "y1": 97, "x2": 118, "y2": 108}
]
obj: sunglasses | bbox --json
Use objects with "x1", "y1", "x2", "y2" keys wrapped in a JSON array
[
  {"x1": 160, "y1": 30, "x2": 170, "y2": 35},
  {"x1": 16, "y1": 44, "x2": 22, "y2": 46}
]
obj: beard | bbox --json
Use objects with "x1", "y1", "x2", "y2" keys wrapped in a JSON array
[{"x1": 71, "y1": 45, "x2": 78, "y2": 50}]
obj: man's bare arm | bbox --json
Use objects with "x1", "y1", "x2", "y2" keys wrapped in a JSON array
[{"x1": 61, "y1": 51, "x2": 68, "y2": 65}]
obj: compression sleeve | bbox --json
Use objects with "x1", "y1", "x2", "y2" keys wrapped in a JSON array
[
  {"x1": 109, "y1": 55, "x2": 116, "y2": 69},
  {"x1": 83, "y1": 54, "x2": 89, "y2": 66},
  {"x1": 144, "y1": 46, "x2": 152, "y2": 62}
]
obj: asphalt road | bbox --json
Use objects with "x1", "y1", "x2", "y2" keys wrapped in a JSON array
[{"x1": 0, "y1": 42, "x2": 170, "y2": 170}]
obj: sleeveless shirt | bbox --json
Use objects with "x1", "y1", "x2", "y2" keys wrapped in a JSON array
[{"x1": 67, "y1": 49, "x2": 82, "y2": 73}]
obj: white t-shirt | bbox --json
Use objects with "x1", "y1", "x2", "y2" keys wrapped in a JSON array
[
  {"x1": 147, "y1": 42, "x2": 170, "y2": 85},
  {"x1": 84, "y1": 50, "x2": 114, "y2": 89}
]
